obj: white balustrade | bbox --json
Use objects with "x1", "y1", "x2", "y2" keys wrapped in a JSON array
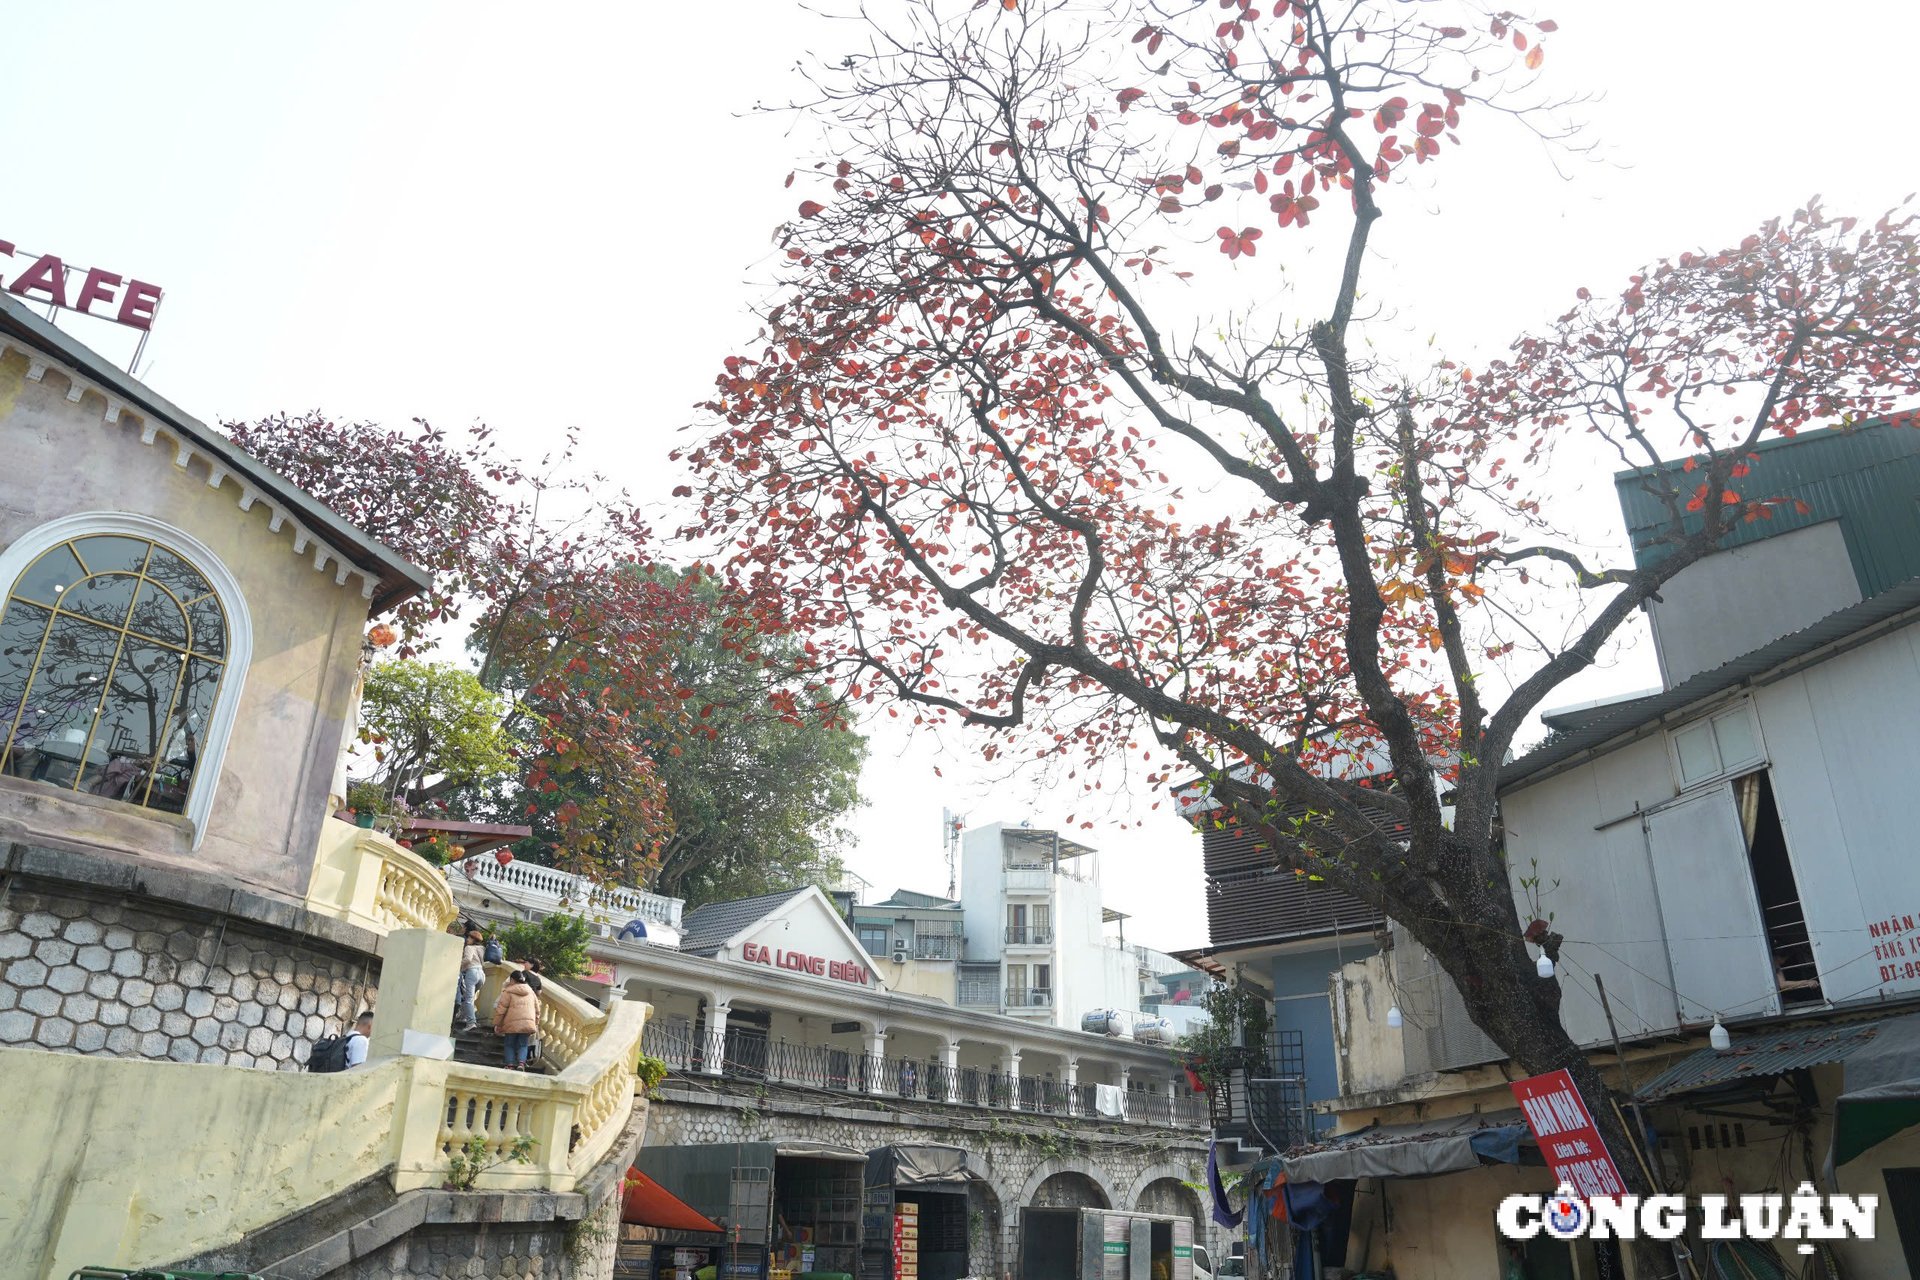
[{"x1": 458, "y1": 857, "x2": 682, "y2": 926}]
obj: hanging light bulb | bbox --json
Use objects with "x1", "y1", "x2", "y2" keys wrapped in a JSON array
[
  {"x1": 1386, "y1": 1005, "x2": 1403, "y2": 1029},
  {"x1": 1536, "y1": 951, "x2": 1555, "y2": 979},
  {"x1": 1709, "y1": 1016, "x2": 1731, "y2": 1052}
]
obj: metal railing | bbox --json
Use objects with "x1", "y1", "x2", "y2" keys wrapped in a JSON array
[
  {"x1": 1203, "y1": 1032, "x2": 1314, "y2": 1153},
  {"x1": 641, "y1": 1022, "x2": 1203, "y2": 1128},
  {"x1": 914, "y1": 934, "x2": 957, "y2": 960},
  {"x1": 1003, "y1": 926, "x2": 1053, "y2": 945},
  {"x1": 1005, "y1": 986, "x2": 1054, "y2": 1008}
]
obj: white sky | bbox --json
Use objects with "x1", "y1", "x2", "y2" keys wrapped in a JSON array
[{"x1": 7, "y1": 2, "x2": 1918, "y2": 954}]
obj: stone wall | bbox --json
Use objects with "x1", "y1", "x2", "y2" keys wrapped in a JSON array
[
  {"x1": 335, "y1": 1192, "x2": 620, "y2": 1278},
  {"x1": 0, "y1": 854, "x2": 380, "y2": 1068},
  {"x1": 649, "y1": 1075, "x2": 1214, "y2": 1275}
]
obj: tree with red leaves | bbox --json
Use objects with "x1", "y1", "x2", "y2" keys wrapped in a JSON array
[
  {"x1": 679, "y1": 0, "x2": 1920, "y2": 1202},
  {"x1": 226, "y1": 413, "x2": 731, "y2": 880}
]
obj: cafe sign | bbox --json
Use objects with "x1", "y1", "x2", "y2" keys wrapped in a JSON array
[{"x1": 2, "y1": 238, "x2": 163, "y2": 331}]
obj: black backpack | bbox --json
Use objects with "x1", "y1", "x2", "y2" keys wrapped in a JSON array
[{"x1": 307, "y1": 1034, "x2": 353, "y2": 1073}]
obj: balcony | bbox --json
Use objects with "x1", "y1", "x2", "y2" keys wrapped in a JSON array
[
  {"x1": 1005, "y1": 986, "x2": 1053, "y2": 1008},
  {"x1": 1205, "y1": 1033, "x2": 1314, "y2": 1155},
  {"x1": 913, "y1": 933, "x2": 957, "y2": 960},
  {"x1": 958, "y1": 966, "x2": 1000, "y2": 1006},
  {"x1": 643, "y1": 1023, "x2": 1206, "y2": 1129},
  {"x1": 455, "y1": 854, "x2": 683, "y2": 931},
  {"x1": 1003, "y1": 926, "x2": 1053, "y2": 946}
]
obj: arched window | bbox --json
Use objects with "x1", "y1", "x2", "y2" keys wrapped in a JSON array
[{"x1": 0, "y1": 514, "x2": 249, "y2": 843}]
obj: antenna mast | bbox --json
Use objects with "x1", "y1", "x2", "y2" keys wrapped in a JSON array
[{"x1": 941, "y1": 808, "x2": 965, "y2": 900}]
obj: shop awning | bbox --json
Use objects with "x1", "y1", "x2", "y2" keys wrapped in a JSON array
[
  {"x1": 1267, "y1": 1110, "x2": 1529, "y2": 1182},
  {"x1": 621, "y1": 1167, "x2": 727, "y2": 1245}
]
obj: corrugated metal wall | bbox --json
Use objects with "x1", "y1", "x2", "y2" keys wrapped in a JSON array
[
  {"x1": 1615, "y1": 420, "x2": 1920, "y2": 594},
  {"x1": 1199, "y1": 822, "x2": 1383, "y2": 947},
  {"x1": 1390, "y1": 923, "x2": 1504, "y2": 1074}
]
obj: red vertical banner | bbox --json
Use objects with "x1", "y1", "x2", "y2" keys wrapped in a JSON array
[{"x1": 1510, "y1": 1069, "x2": 1629, "y2": 1199}]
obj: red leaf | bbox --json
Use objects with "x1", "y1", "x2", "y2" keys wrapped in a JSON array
[
  {"x1": 1117, "y1": 87, "x2": 1147, "y2": 112},
  {"x1": 798, "y1": 200, "x2": 826, "y2": 218},
  {"x1": 1525, "y1": 45, "x2": 1544, "y2": 70}
]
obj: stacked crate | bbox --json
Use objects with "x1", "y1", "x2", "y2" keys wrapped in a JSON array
[{"x1": 892, "y1": 1201, "x2": 919, "y2": 1280}]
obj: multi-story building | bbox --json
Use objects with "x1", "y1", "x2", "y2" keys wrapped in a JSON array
[
  {"x1": 955, "y1": 822, "x2": 1140, "y2": 1029},
  {"x1": 846, "y1": 887, "x2": 963, "y2": 1003},
  {"x1": 1243, "y1": 421, "x2": 1920, "y2": 1280},
  {"x1": 1170, "y1": 770, "x2": 1388, "y2": 1154}
]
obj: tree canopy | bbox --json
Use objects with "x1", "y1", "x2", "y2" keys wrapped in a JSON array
[
  {"x1": 226, "y1": 413, "x2": 865, "y2": 898},
  {"x1": 358, "y1": 660, "x2": 516, "y2": 805},
  {"x1": 677, "y1": 0, "x2": 1920, "y2": 1195}
]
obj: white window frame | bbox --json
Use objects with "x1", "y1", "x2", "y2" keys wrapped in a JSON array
[
  {"x1": 1666, "y1": 697, "x2": 1767, "y2": 793},
  {"x1": 0, "y1": 511, "x2": 252, "y2": 849}
]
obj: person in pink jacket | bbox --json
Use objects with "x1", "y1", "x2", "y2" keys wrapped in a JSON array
[{"x1": 492, "y1": 969, "x2": 541, "y2": 1069}]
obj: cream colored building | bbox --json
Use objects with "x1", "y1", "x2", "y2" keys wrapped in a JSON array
[{"x1": 0, "y1": 292, "x2": 649, "y2": 1277}]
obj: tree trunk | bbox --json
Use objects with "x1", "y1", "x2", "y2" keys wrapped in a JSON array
[{"x1": 1439, "y1": 913, "x2": 1679, "y2": 1278}]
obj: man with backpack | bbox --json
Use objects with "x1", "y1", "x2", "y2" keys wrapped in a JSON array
[{"x1": 307, "y1": 1011, "x2": 374, "y2": 1073}]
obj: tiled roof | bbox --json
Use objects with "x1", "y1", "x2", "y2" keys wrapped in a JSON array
[{"x1": 677, "y1": 888, "x2": 808, "y2": 956}]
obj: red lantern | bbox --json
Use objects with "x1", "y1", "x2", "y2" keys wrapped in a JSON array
[{"x1": 495, "y1": 849, "x2": 515, "y2": 867}]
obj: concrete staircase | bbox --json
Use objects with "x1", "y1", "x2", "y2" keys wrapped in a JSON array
[{"x1": 450, "y1": 1022, "x2": 557, "y2": 1075}]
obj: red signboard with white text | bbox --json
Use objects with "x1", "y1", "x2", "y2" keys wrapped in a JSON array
[
  {"x1": 1, "y1": 239, "x2": 162, "y2": 331},
  {"x1": 1510, "y1": 1069, "x2": 1628, "y2": 1199}
]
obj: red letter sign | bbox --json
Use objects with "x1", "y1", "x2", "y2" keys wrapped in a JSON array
[{"x1": 1510, "y1": 1069, "x2": 1628, "y2": 1200}]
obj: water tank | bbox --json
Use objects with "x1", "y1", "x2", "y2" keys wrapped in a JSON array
[
  {"x1": 1132, "y1": 1016, "x2": 1173, "y2": 1045},
  {"x1": 1080, "y1": 1009, "x2": 1129, "y2": 1036}
]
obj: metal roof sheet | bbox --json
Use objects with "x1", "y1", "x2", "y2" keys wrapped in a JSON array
[
  {"x1": 1616, "y1": 420, "x2": 1920, "y2": 597},
  {"x1": 0, "y1": 293, "x2": 432, "y2": 613},
  {"x1": 1501, "y1": 577, "x2": 1920, "y2": 790},
  {"x1": 1636, "y1": 1019, "x2": 1890, "y2": 1101}
]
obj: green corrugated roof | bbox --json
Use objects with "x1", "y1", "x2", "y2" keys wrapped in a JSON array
[{"x1": 1614, "y1": 420, "x2": 1920, "y2": 597}]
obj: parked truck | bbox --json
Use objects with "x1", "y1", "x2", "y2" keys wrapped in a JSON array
[
  {"x1": 1016, "y1": 1207, "x2": 1198, "y2": 1280},
  {"x1": 859, "y1": 1145, "x2": 976, "y2": 1280}
]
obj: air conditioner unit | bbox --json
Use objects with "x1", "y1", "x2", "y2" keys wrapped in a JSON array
[{"x1": 892, "y1": 948, "x2": 910, "y2": 965}]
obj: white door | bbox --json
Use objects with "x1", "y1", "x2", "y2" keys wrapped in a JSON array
[{"x1": 1645, "y1": 786, "x2": 1780, "y2": 1023}]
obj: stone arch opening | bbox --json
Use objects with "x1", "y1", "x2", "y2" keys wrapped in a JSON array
[
  {"x1": 1133, "y1": 1176, "x2": 1204, "y2": 1235},
  {"x1": 1030, "y1": 1169, "x2": 1112, "y2": 1210}
]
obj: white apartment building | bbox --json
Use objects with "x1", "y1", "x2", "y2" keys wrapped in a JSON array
[{"x1": 956, "y1": 822, "x2": 1140, "y2": 1030}]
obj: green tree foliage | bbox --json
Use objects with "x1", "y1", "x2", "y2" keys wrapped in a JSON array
[
  {"x1": 487, "y1": 567, "x2": 867, "y2": 908},
  {"x1": 1174, "y1": 982, "x2": 1272, "y2": 1091},
  {"x1": 498, "y1": 912, "x2": 593, "y2": 979},
  {"x1": 359, "y1": 660, "x2": 516, "y2": 805}
]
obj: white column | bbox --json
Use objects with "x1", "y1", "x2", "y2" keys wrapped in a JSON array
[
  {"x1": 1007, "y1": 1050, "x2": 1023, "y2": 1111},
  {"x1": 1119, "y1": 1064, "x2": 1133, "y2": 1120},
  {"x1": 866, "y1": 1027, "x2": 889, "y2": 1095},
  {"x1": 704, "y1": 998, "x2": 730, "y2": 1075},
  {"x1": 1064, "y1": 1057, "x2": 1079, "y2": 1115},
  {"x1": 944, "y1": 1039, "x2": 962, "y2": 1103}
]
